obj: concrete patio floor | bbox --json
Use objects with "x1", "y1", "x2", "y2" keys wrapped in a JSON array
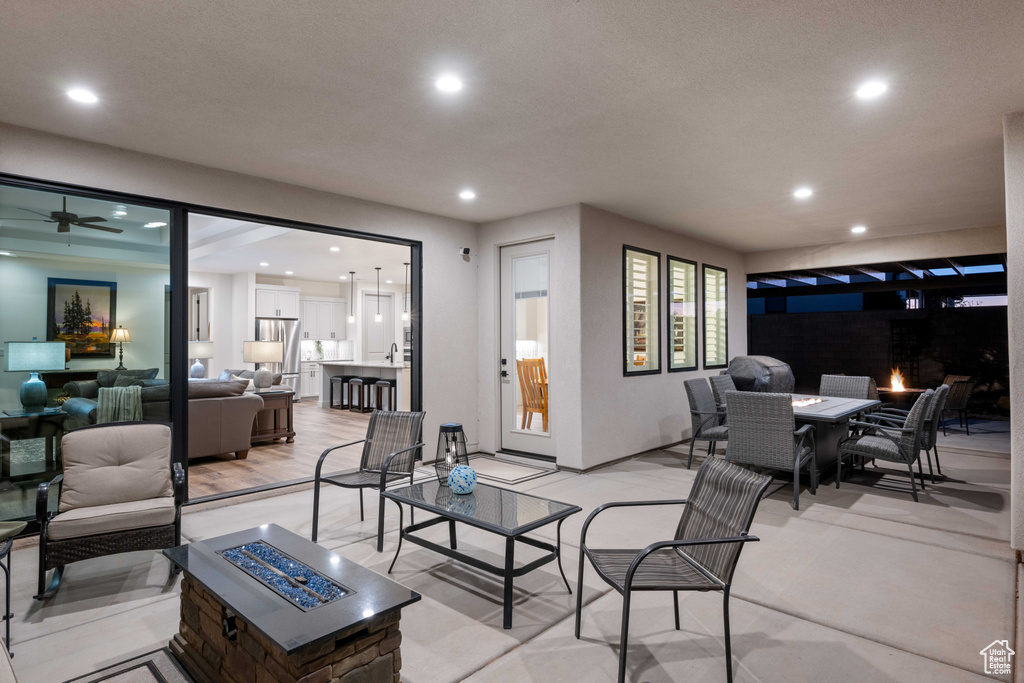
[{"x1": 4, "y1": 429, "x2": 1014, "y2": 682}]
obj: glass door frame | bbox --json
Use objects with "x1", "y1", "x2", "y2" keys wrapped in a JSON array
[{"x1": 0, "y1": 171, "x2": 424, "y2": 511}]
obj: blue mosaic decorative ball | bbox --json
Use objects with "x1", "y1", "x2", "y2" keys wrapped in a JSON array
[{"x1": 448, "y1": 465, "x2": 477, "y2": 494}]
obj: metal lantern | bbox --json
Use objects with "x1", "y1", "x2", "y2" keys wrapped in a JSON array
[{"x1": 434, "y1": 423, "x2": 469, "y2": 485}]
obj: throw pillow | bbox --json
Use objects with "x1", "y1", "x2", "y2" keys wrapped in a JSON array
[
  {"x1": 230, "y1": 374, "x2": 256, "y2": 391},
  {"x1": 113, "y1": 375, "x2": 142, "y2": 387}
]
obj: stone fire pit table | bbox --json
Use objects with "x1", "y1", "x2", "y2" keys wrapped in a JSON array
[
  {"x1": 164, "y1": 523, "x2": 420, "y2": 683},
  {"x1": 790, "y1": 394, "x2": 880, "y2": 476}
]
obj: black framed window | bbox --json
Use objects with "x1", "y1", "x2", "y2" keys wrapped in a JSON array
[
  {"x1": 668, "y1": 257, "x2": 697, "y2": 371},
  {"x1": 623, "y1": 246, "x2": 660, "y2": 375},
  {"x1": 702, "y1": 264, "x2": 728, "y2": 369}
]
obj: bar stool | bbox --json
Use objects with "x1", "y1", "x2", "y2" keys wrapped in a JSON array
[
  {"x1": 329, "y1": 375, "x2": 357, "y2": 409},
  {"x1": 348, "y1": 377, "x2": 379, "y2": 413},
  {"x1": 0, "y1": 521, "x2": 27, "y2": 657},
  {"x1": 375, "y1": 379, "x2": 397, "y2": 411}
]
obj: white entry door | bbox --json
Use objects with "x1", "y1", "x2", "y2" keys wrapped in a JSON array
[
  {"x1": 362, "y1": 293, "x2": 395, "y2": 362},
  {"x1": 499, "y1": 240, "x2": 554, "y2": 458}
]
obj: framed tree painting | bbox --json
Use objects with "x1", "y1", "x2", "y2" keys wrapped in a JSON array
[{"x1": 47, "y1": 278, "x2": 117, "y2": 358}]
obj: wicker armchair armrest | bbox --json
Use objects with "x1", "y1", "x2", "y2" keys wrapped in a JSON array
[
  {"x1": 314, "y1": 439, "x2": 367, "y2": 480},
  {"x1": 860, "y1": 413, "x2": 907, "y2": 428},
  {"x1": 580, "y1": 499, "x2": 689, "y2": 548},
  {"x1": 36, "y1": 474, "x2": 63, "y2": 526},
  {"x1": 172, "y1": 462, "x2": 185, "y2": 507},
  {"x1": 379, "y1": 443, "x2": 424, "y2": 491},
  {"x1": 625, "y1": 534, "x2": 759, "y2": 588},
  {"x1": 847, "y1": 422, "x2": 908, "y2": 452}
]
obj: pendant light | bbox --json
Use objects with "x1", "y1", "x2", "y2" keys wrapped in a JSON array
[
  {"x1": 374, "y1": 267, "x2": 383, "y2": 323},
  {"x1": 401, "y1": 262, "x2": 410, "y2": 322},
  {"x1": 347, "y1": 272, "x2": 356, "y2": 324}
]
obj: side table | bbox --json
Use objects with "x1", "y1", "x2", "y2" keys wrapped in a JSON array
[{"x1": 250, "y1": 390, "x2": 295, "y2": 447}]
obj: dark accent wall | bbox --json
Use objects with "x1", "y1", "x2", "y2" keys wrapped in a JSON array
[{"x1": 748, "y1": 307, "x2": 1009, "y2": 415}]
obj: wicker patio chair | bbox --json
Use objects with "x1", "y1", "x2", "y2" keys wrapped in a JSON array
[
  {"x1": 941, "y1": 375, "x2": 975, "y2": 436},
  {"x1": 868, "y1": 384, "x2": 950, "y2": 482},
  {"x1": 575, "y1": 457, "x2": 772, "y2": 683},
  {"x1": 312, "y1": 410, "x2": 425, "y2": 551},
  {"x1": 819, "y1": 374, "x2": 873, "y2": 399},
  {"x1": 724, "y1": 391, "x2": 817, "y2": 510},
  {"x1": 837, "y1": 390, "x2": 933, "y2": 501},
  {"x1": 684, "y1": 378, "x2": 728, "y2": 469},
  {"x1": 710, "y1": 374, "x2": 737, "y2": 410},
  {"x1": 35, "y1": 422, "x2": 184, "y2": 600}
]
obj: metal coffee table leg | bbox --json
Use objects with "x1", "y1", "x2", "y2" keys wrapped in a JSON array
[{"x1": 503, "y1": 537, "x2": 515, "y2": 629}]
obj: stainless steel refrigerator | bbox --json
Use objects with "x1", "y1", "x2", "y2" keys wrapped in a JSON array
[{"x1": 255, "y1": 318, "x2": 302, "y2": 400}]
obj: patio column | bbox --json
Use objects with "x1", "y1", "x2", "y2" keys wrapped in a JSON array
[{"x1": 1004, "y1": 112, "x2": 1024, "y2": 553}]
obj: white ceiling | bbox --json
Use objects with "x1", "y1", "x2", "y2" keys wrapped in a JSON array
[
  {"x1": 188, "y1": 213, "x2": 411, "y2": 283},
  {"x1": 0, "y1": 1, "x2": 1021, "y2": 251}
]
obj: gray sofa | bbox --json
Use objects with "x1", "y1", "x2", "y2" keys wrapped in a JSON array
[
  {"x1": 62, "y1": 379, "x2": 263, "y2": 460},
  {"x1": 63, "y1": 368, "x2": 166, "y2": 399}
]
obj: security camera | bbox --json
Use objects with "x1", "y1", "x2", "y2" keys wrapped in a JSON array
[{"x1": 459, "y1": 247, "x2": 471, "y2": 256}]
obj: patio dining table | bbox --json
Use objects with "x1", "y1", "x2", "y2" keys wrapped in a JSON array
[{"x1": 789, "y1": 393, "x2": 880, "y2": 473}]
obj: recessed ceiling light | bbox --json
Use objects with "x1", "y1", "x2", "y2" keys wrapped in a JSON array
[
  {"x1": 851, "y1": 225, "x2": 867, "y2": 234},
  {"x1": 339, "y1": 275, "x2": 347, "y2": 280},
  {"x1": 855, "y1": 80, "x2": 888, "y2": 99},
  {"x1": 67, "y1": 87, "x2": 99, "y2": 104},
  {"x1": 385, "y1": 280, "x2": 393, "y2": 284},
  {"x1": 112, "y1": 210, "x2": 127, "y2": 217},
  {"x1": 259, "y1": 262, "x2": 269, "y2": 267},
  {"x1": 285, "y1": 271, "x2": 294, "y2": 275},
  {"x1": 329, "y1": 247, "x2": 340, "y2": 252},
  {"x1": 793, "y1": 187, "x2": 813, "y2": 199},
  {"x1": 459, "y1": 189, "x2": 476, "y2": 201},
  {"x1": 142, "y1": 221, "x2": 167, "y2": 228},
  {"x1": 435, "y1": 74, "x2": 463, "y2": 93}
]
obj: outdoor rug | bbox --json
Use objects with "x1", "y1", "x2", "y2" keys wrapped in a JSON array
[{"x1": 65, "y1": 649, "x2": 193, "y2": 683}]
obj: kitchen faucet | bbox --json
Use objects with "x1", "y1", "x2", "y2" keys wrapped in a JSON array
[{"x1": 386, "y1": 342, "x2": 399, "y2": 364}]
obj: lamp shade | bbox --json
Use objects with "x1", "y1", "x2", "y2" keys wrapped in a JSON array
[
  {"x1": 188, "y1": 341, "x2": 215, "y2": 359},
  {"x1": 3, "y1": 342, "x2": 66, "y2": 372},
  {"x1": 109, "y1": 327, "x2": 131, "y2": 344},
  {"x1": 242, "y1": 341, "x2": 283, "y2": 364}
]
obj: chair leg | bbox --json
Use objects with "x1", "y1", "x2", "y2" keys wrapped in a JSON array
[
  {"x1": 574, "y1": 549, "x2": 586, "y2": 639},
  {"x1": 964, "y1": 411, "x2": 970, "y2": 436},
  {"x1": 933, "y1": 446, "x2": 943, "y2": 477},
  {"x1": 792, "y1": 462, "x2": 800, "y2": 510},
  {"x1": 925, "y1": 448, "x2": 935, "y2": 484},
  {"x1": 520, "y1": 408, "x2": 527, "y2": 430},
  {"x1": 723, "y1": 586, "x2": 734, "y2": 683},
  {"x1": 708, "y1": 441, "x2": 716, "y2": 459},
  {"x1": 377, "y1": 493, "x2": 386, "y2": 552},
  {"x1": 1, "y1": 551, "x2": 11, "y2": 657},
  {"x1": 687, "y1": 438, "x2": 696, "y2": 469},
  {"x1": 835, "y1": 451, "x2": 843, "y2": 489},
  {"x1": 618, "y1": 589, "x2": 632, "y2": 683},
  {"x1": 916, "y1": 455, "x2": 926, "y2": 489},
  {"x1": 359, "y1": 488, "x2": 365, "y2": 522},
  {"x1": 907, "y1": 462, "x2": 919, "y2": 502},
  {"x1": 311, "y1": 481, "x2": 321, "y2": 542},
  {"x1": 673, "y1": 590, "x2": 680, "y2": 630}
]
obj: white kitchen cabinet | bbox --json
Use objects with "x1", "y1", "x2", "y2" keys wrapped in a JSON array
[
  {"x1": 300, "y1": 300, "x2": 318, "y2": 339},
  {"x1": 299, "y1": 297, "x2": 348, "y2": 340},
  {"x1": 300, "y1": 362, "x2": 320, "y2": 398},
  {"x1": 331, "y1": 301, "x2": 348, "y2": 340},
  {"x1": 255, "y1": 286, "x2": 301, "y2": 319}
]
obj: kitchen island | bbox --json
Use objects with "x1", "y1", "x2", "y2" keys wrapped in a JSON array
[{"x1": 317, "y1": 360, "x2": 411, "y2": 410}]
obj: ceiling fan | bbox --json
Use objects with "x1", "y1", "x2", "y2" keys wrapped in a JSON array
[{"x1": 0, "y1": 195, "x2": 123, "y2": 234}]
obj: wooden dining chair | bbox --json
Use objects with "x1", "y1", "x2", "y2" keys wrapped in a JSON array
[{"x1": 516, "y1": 358, "x2": 549, "y2": 431}]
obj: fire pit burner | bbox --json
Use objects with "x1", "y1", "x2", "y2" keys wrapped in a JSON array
[
  {"x1": 792, "y1": 397, "x2": 824, "y2": 408},
  {"x1": 219, "y1": 541, "x2": 351, "y2": 611}
]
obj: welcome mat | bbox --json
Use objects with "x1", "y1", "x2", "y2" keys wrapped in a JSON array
[{"x1": 65, "y1": 649, "x2": 193, "y2": 683}]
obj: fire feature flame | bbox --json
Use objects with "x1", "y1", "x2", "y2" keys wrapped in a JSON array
[{"x1": 890, "y1": 368, "x2": 905, "y2": 392}]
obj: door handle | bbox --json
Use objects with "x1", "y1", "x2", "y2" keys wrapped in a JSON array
[{"x1": 500, "y1": 370, "x2": 508, "y2": 378}]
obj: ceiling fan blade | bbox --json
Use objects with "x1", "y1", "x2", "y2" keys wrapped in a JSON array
[
  {"x1": 74, "y1": 222, "x2": 123, "y2": 234},
  {"x1": 17, "y1": 207, "x2": 55, "y2": 219},
  {"x1": 0, "y1": 217, "x2": 55, "y2": 222},
  {"x1": 74, "y1": 216, "x2": 107, "y2": 223}
]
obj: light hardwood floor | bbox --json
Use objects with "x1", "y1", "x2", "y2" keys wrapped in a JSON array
[{"x1": 186, "y1": 401, "x2": 372, "y2": 499}]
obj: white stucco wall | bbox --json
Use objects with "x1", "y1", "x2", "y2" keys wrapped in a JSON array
[
  {"x1": 1003, "y1": 113, "x2": 1024, "y2": 552},
  {"x1": 578, "y1": 205, "x2": 747, "y2": 470},
  {"x1": 476, "y1": 205, "x2": 583, "y2": 469},
  {"x1": 0, "y1": 123, "x2": 479, "y2": 450}
]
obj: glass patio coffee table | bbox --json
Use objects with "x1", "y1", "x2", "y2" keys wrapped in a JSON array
[{"x1": 380, "y1": 479, "x2": 581, "y2": 628}]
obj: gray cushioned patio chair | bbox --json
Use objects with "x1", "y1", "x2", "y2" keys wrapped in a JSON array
[
  {"x1": 576, "y1": 457, "x2": 772, "y2": 683},
  {"x1": 724, "y1": 391, "x2": 817, "y2": 510},
  {"x1": 312, "y1": 410, "x2": 424, "y2": 551},
  {"x1": 837, "y1": 390, "x2": 932, "y2": 501},
  {"x1": 684, "y1": 378, "x2": 728, "y2": 469},
  {"x1": 869, "y1": 383, "x2": 950, "y2": 482},
  {"x1": 819, "y1": 374, "x2": 873, "y2": 399},
  {"x1": 710, "y1": 374, "x2": 737, "y2": 410},
  {"x1": 35, "y1": 422, "x2": 184, "y2": 599}
]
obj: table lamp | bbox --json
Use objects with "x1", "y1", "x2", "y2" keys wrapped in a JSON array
[
  {"x1": 4, "y1": 341, "x2": 66, "y2": 410},
  {"x1": 188, "y1": 341, "x2": 215, "y2": 378},
  {"x1": 109, "y1": 326, "x2": 131, "y2": 370},
  {"x1": 242, "y1": 341, "x2": 282, "y2": 390}
]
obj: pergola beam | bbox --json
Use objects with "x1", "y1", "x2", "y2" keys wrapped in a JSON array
[
  {"x1": 945, "y1": 258, "x2": 966, "y2": 276},
  {"x1": 894, "y1": 262, "x2": 925, "y2": 279},
  {"x1": 807, "y1": 269, "x2": 851, "y2": 284},
  {"x1": 850, "y1": 266, "x2": 886, "y2": 281}
]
